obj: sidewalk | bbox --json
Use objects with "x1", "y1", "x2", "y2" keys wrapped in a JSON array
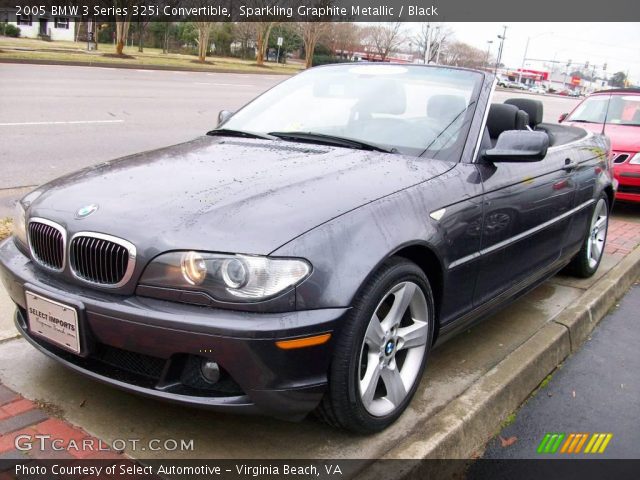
[
  {"x1": 481, "y1": 282, "x2": 640, "y2": 459},
  {"x1": 0, "y1": 383, "x2": 123, "y2": 461}
]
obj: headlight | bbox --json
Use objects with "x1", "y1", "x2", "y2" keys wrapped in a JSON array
[
  {"x1": 139, "y1": 251, "x2": 311, "y2": 303},
  {"x1": 629, "y1": 153, "x2": 640, "y2": 165},
  {"x1": 12, "y1": 201, "x2": 28, "y2": 248}
]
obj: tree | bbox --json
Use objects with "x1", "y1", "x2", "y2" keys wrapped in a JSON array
[
  {"x1": 234, "y1": 22, "x2": 255, "y2": 59},
  {"x1": 323, "y1": 23, "x2": 363, "y2": 59},
  {"x1": 296, "y1": 22, "x2": 330, "y2": 68},
  {"x1": 608, "y1": 71, "x2": 627, "y2": 88},
  {"x1": 113, "y1": 0, "x2": 135, "y2": 55},
  {"x1": 268, "y1": 24, "x2": 301, "y2": 63},
  {"x1": 254, "y1": 22, "x2": 274, "y2": 66},
  {"x1": 212, "y1": 23, "x2": 235, "y2": 56},
  {"x1": 413, "y1": 23, "x2": 450, "y2": 63},
  {"x1": 194, "y1": 22, "x2": 215, "y2": 62},
  {"x1": 364, "y1": 22, "x2": 404, "y2": 61},
  {"x1": 439, "y1": 41, "x2": 487, "y2": 69}
]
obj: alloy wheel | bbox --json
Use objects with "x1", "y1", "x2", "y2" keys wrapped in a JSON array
[
  {"x1": 358, "y1": 281, "x2": 429, "y2": 417},
  {"x1": 587, "y1": 198, "x2": 608, "y2": 269}
]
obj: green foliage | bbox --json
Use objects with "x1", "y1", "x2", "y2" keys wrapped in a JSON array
[
  {"x1": 4, "y1": 23, "x2": 21, "y2": 38},
  {"x1": 212, "y1": 23, "x2": 235, "y2": 56},
  {"x1": 608, "y1": 71, "x2": 627, "y2": 88},
  {"x1": 265, "y1": 25, "x2": 301, "y2": 63},
  {"x1": 177, "y1": 22, "x2": 198, "y2": 47},
  {"x1": 97, "y1": 23, "x2": 114, "y2": 44}
]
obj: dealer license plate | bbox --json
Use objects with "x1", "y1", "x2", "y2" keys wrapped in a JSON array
[{"x1": 25, "y1": 291, "x2": 80, "y2": 354}]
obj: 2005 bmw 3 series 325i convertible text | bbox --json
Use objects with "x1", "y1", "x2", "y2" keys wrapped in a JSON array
[{"x1": 0, "y1": 64, "x2": 613, "y2": 433}]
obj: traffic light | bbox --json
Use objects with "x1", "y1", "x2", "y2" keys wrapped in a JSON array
[{"x1": 603, "y1": 63, "x2": 607, "y2": 71}]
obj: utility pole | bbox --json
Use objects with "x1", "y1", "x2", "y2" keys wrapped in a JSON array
[
  {"x1": 434, "y1": 26, "x2": 442, "y2": 64},
  {"x1": 495, "y1": 25, "x2": 507, "y2": 75},
  {"x1": 518, "y1": 37, "x2": 530, "y2": 83},
  {"x1": 424, "y1": 23, "x2": 431, "y2": 64}
]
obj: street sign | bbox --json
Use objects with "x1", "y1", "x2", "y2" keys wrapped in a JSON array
[{"x1": 277, "y1": 37, "x2": 283, "y2": 47}]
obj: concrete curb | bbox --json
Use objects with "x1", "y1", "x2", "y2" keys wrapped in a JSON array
[
  {"x1": 555, "y1": 246, "x2": 640, "y2": 352},
  {"x1": 356, "y1": 246, "x2": 640, "y2": 477},
  {"x1": 0, "y1": 58, "x2": 294, "y2": 75}
]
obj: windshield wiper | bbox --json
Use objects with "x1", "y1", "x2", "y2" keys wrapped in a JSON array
[
  {"x1": 207, "y1": 128, "x2": 275, "y2": 140},
  {"x1": 268, "y1": 131, "x2": 395, "y2": 153},
  {"x1": 568, "y1": 119, "x2": 596, "y2": 123}
]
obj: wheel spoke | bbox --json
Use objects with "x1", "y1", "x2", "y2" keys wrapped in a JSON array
[
  {"x1": 365, "y1": 314, "x2": 385, "y2": 349},
  {"x1": 593, "y1": 239, "x2": 603, "y2": 259},
  {"x1": 381, "y1": 365, "x2": 406, "y2": 407},
  {"x1": 360, "y1": 361, "x2": 381, "y2": 408},
  {"x1": 594, "y1": 216, "x2": 607, "y2": 230},
  {"x1": 397, "y1": 321, "x2": 428, "y2": 350},
  {"x1": 382, "y1": 283, "x2": 416, "y2": 330}
]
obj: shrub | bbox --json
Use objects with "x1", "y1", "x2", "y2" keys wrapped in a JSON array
[
  {"x1": 312, "y1": 55, "x2": 353, "y2": 67},
  {"x1": 4, "y1": 24, "x2": 20, "y2": 37}
]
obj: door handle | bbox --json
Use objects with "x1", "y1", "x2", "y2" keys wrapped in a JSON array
[{"x1": 562, "y1": 159, "x2": 578, "y2": 171}]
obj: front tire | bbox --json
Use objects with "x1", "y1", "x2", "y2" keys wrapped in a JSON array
[
  {"x1": 317, "y1": 258, "x2": 435, "y2": 433},
  {"x1": 566, "y1": 193, "x2": 609, "y2": 278}
]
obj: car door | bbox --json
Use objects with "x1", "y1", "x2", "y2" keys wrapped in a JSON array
[{"x1": 472, "y1": 146, "x2": 576, "y2": 306}]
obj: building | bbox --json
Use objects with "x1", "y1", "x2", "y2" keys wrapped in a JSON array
[{"x1": 2, "y1": 11, "x2": 77, "y2": 41}]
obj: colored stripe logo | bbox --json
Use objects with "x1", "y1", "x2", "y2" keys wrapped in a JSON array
[{"x1": 537, "y1": 433, "x2": 613, "y2": 454}]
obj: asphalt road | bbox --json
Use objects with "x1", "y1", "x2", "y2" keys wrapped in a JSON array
[
  {"x1": 0, "y1": 63, "x2": 285, "y2": 210},
  {"x1": 0, "y1": 63, "x2": 582, "y2": 216},
  {"x1": 482, "y1": 282, "x2": 640, "y2": 459}
]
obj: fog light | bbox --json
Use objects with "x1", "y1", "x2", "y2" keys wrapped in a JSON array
[{"x1": 200, "y1": 359, "x2": 221, "y2": 384}]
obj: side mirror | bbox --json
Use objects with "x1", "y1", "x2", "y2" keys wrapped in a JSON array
[
  {"x1": 558, "y1": 113, "x2": 568, "y2": 123},
  {"x1": 483, "y1": 130, "x2": 549, "y2": 163},
  {"x1": 218, "y1": 110, "x2": 234, "y2": 126}
]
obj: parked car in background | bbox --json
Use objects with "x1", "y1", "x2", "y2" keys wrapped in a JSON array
[
  {"x1": 561, "y1": 88, "x2": 640, "y2": 202},
  {"x1": 506, "y1": 80, "x2": 527, "y2": 90},
  {"x1": 497, "y1": 76, "x2": 510, "y2": 88},
  {"x1": 528, "y1": 85, "x2": 547, "y2": 94},
  {"x1": 0, "y1": 64, "x2": 613, "y2": 433}
]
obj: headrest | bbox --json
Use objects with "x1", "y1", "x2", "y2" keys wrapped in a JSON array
[
  {"x1": 487, "y1": 103, "x2": 530, "y2": 138},
  {"x1": 427, "y1": 95, "x2": 467, "y2": 122},
  {"x1": 504, "y1": 98, "x2": 544, "y2": 127},
  {"x1": 356, "y1": 79, "x2": 406, "y2": 115}
]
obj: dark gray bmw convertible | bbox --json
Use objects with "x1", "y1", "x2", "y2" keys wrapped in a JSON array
[{"x1": 0, "y1": 64, "x2": 612, "y2": 433}]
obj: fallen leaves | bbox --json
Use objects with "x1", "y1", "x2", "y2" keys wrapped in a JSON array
[{"x1": 500, "y1": 436, "x2": 518, "y2": 448}]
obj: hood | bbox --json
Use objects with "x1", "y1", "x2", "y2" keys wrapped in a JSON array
[
  {"x1": 567, "y1": 122, "x2": 640, "y2": 152},
  {"x1": 29, "y1": 136, "x2": 453, "y2": 255}
]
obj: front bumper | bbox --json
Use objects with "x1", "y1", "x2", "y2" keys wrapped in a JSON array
[
  {"x1": 0, "y1": 238, "x2": 347, "y2": 420},
  {"x1": 614, "y1": 165, "x2": 640, "y2": 203}
]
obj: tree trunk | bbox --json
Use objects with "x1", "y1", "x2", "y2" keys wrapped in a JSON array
[
  {"x1": 305, "y1": 39, "x2": 315, "y2": 68},
  {"x1": 138, "y1": 21, "x2": 144, "y2": 53},
  {"x1": 255, "y1": 23, "x2": 273, "y2": 66}
]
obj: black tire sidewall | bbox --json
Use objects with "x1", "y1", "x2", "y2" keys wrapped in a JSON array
[
  {"x1": 329, "y1": 258, "x2": 435, "y2": 433},
  {"x1": 580, "y1": 193, "x2": 610, "y2": 276}
]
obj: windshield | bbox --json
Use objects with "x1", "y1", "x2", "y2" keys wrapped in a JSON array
[
  {"x1": 217, "y1": 64, "x2": 483, "y2": 158},
  {"x1": 568, "y1": 94, "x2": 640, "y2": 126}
]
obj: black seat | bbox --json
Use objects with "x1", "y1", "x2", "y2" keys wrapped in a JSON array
[
  {"x1": 504, "y1": 98, "x2": 544, "y2": 129},
  {"x1": 486, "y1": 103, "x2": 530, "y2": 141}
]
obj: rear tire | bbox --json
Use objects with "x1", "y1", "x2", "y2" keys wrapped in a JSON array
[
  {"x1": 565, "y1": 193, "x2": 609, "y2": 278},
  {"x1": 316, "y1": 257, "x2": 435, "y2": 433}
]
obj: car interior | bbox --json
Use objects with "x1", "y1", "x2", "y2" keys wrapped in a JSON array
[{"x1": 481, "y1": 98, "x2": 589, "y2": 153}]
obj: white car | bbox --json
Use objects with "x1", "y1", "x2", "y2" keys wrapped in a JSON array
[{"x1": 529, "y1": 85, "x2": 546, "y2": 94}]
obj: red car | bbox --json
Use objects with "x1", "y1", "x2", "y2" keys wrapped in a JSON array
[{"x1": 560, "y1": 88, "x2": 640, "y2": 202}]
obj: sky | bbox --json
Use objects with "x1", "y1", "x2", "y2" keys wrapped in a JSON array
[{"x1": 408, "y1": 23, "x2": 640, "y2": 84}]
